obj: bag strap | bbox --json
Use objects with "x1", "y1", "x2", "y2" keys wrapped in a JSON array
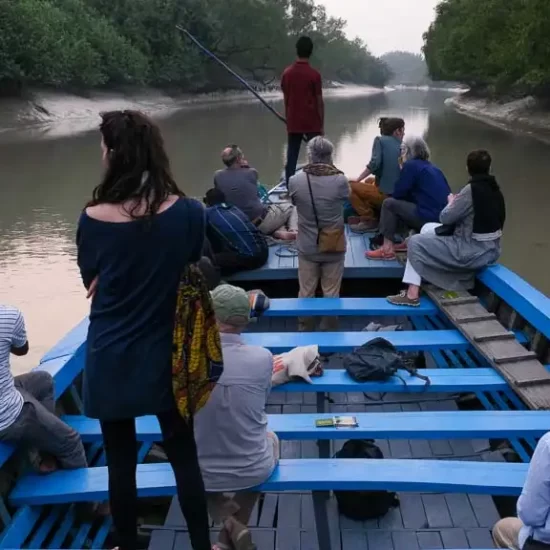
[
  {"x1": 401, "y1": 364, "x2": 431, "y2": 388},
  {"x1": 306, "y1": 172, "x2": 321, "y2": 245}
]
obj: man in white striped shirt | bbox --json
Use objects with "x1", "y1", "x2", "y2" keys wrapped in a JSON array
[{"x1": 0, "y1": 304, "x2": 86, "y2": 471}]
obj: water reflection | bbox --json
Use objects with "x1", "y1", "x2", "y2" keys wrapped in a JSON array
[
  {"x1": 1, "y1": 89, "x2": 550, "y2": 372},
  {"x1": 334, "y1": 92, "x2": 430, "y2": 174}
]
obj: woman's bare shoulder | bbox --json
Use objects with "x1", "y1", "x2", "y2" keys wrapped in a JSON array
[
  {"x1": 85, "y1": 194, "x2": 182, "y2": 222},
  {"x1": 85, "y1": 203, "x2": 124, "y2": 222}
]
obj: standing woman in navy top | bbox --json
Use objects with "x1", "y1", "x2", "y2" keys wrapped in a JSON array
[{"x1": 76, "y1": 111, "x2": 212, "y2": 550}]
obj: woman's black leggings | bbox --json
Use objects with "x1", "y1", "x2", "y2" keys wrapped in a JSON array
[{"x1": 100, "y1": 410, "x2": 211, "y2": 550}]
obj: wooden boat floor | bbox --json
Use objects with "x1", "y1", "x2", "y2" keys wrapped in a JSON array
[
  {"x1": 227, "y1": 226, "x2": 405, "y2": 281},
  {"x1": 148, "y1": 318, "x2": 503, "y2": 550}
]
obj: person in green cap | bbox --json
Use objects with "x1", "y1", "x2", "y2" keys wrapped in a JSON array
[{"x1": 194, "y1": 284, "x2": 279, "y2": 550}]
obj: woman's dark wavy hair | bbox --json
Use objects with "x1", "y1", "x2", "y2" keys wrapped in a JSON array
[
  {"x1": 88, "y1": 110, "x2": 184, "y2": 218},
  {"x1": 380, "y1": 117, "x2": 405, "y2": 136}
]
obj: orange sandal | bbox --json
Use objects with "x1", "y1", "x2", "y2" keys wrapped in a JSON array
[{"x1": 366, "y1": 248, "x2": 396, "y2": 261}]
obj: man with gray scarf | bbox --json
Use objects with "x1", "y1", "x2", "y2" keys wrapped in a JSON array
[{"x1": 288, "y1": 136, "x2": 349, "y2": 331}]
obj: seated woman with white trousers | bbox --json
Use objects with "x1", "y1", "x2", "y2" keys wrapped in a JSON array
[{"x1": 386, "y1": 149, "x2": 506, "y2": 307}]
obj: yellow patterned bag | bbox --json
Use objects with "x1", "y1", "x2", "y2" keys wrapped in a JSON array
[{"x1": 172, "y1": 264, "x2": 224, "y2": 419}]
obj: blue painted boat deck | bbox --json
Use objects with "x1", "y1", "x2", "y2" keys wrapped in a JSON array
[
  {"x1": 227, "y1": 225, "x2": 405, "y2": 281},
  {"x1": 147, "y1": 317, "x2": 501, "y2": 550}
]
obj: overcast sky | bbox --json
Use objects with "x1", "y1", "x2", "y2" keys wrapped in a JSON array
[{"x1": 320, "y1": 0, "x2": 440, "y2": 56}]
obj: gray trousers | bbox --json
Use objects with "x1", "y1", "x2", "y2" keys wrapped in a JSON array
[
  {"x1": 379, "y1": 198, "x2": 425, "y2": 242},
  {"x1": 0, "y1": 371, "x2": 86, "y2": 469}
]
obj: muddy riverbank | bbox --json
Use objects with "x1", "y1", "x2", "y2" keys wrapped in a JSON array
[
  {"x1": 0, "y1": 84, "x2": 383, "y2": 142},
  {"x1": 447, "y1": 93, "x2": 550, "y2": 142}
]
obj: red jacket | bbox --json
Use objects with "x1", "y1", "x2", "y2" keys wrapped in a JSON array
[{"x1": 281, "y1": 60, "x2": 323, "y2": 134}]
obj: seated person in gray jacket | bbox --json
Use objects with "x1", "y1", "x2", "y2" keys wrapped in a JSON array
[{"x1": 214, "y1": 145, "x2": 297, "y2": 240}]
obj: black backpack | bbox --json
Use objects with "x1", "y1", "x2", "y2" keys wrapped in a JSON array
[
  {"x1": 333, "y1": 439, "x2": 400, "y2": 520},
  {"x1": 343, "y1": 337, "x2": 430, "y2": 386}
]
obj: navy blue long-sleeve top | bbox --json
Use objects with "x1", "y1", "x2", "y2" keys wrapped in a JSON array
[
  {"x1": 76, "y1": 197, "x2": 205, "y2": 420},
  {"x1": 393, "y1": 159, "x2": 451, "y2": 222}
]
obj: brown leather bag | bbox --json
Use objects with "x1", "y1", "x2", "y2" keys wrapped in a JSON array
[{"x1": 306, "y1": 173, "x2": 346, "y2": 253}]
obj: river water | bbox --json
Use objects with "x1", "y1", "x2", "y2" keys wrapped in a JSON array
[{"x1": 1, "y1": 89, "x2": 549, "y2": 373}]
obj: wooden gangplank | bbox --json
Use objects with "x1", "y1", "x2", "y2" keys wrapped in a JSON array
[{"x1": 426, "y1": 285, "x2": 550, "y2": 410}]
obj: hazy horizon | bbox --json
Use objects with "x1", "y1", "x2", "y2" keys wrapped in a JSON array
[{"x1": 320, "y1": 0, "x2": 440, "y2": 57}]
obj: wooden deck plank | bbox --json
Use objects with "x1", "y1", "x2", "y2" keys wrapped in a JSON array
[
  {"x1": 439, "y1": 528, "x2": 470, "y2": 549},
  {"x1": 426, "y1": 285, "x2": 550, "y2": 410},
  {"x1": 258, "y1": 494, "x2": 278, "y2": 528},
  {"x1": 444, "y1": 494, "x2": 479, "y2": 528},
  {"x1": 467, "y1": 495, "x2": 501, "y2": 529},
  {"x1": 301, "y1": 494, "x2": 315, "y2": 529},
  {"x1": 367, "y1": 530, "x2": 395, "y2": 550},
  {"x1": 378, "y1": 506, "x2": 403, "y2": 531},
  {"x1": 465, "y1": 528, "x2": 496, "y2": 549},
  {"x1": 416, "y1": 531, "x2": 443, "y2": 549},
  {"x1": 173, "y1": 531, "x2": 192, "y2": 550},
  {"x1": 398, "y1": 494, "x2": 428, "y2": 529},
  {"x1": 341, "y1": 531, "x2": 367, "y2": 550},
  {"x1": 275, "y1": 495, "x2": 301, "y2": 550},
  {"x1": 227, "y1": 230, "x2": 403, "y2": 281},
  {"x1": 326, "y1": 498, "x2": 342, "y2": 550},
  {"x1": 248, "y1": 499, "x2": 260, "y2": 527},
  {"x1": 148, "y1": 530, "x2": 175, "y2": 550},
  {"x1": 164, "y1": 497, "x2": 186, "y2": 527},
  {"x1": 254, "y1": 529, "x2": 276, "y2": 550},
  {"x1": 301, "y1": 530, "x2": 319, "y2": 550},
  {"x1": 392, "y1": 531, "x2": 420, "y2": 550},
  {"x1": 422, "y1": 495, "x2": 453, "y2": 528}
]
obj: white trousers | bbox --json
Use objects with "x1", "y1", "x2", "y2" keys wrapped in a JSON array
[{"x1": 402, "y1": 223, "x2": 441, "y2": 286}]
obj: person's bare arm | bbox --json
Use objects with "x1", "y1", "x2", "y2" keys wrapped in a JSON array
[{"x1": 356, "y1": 167, "x2": 372, "y2": 182}]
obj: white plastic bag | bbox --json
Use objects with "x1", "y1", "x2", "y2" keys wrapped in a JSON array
[{"x1": 271, "y1": 345, "x2": 323, "y2": 387}]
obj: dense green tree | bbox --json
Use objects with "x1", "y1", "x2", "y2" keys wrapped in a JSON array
[
  {"x1": 423, "y1": 0, "x2": 550, "y2": 97},
  {"x1": 0, "y1": 0, "x2": 390, "y2": 94}
]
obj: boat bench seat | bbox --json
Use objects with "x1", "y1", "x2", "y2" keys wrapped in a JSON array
[
  {"x1": 63, "y1": 410, "x2": 550, "y2": 443},
  {"x1": 9, "y1": 459, "x2": 527, "y2": 506},
  {"x1": 242, "y1": 329, "x2": 469, "y2": 353},
  {"x1": 0, "y1": 367, "x2": 512, "y2": 470},
  {"x1": 261, "y1": 296, "x2": 437, "y2": 316},
  {"x1": 270, "y1": 367, "x2": 510, "y2": 393}
]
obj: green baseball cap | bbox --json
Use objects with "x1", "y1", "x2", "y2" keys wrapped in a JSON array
[{"x1": 210, "y1": 284, "x2": 250, "y2": 325}]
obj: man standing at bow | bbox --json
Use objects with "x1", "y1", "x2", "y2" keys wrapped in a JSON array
[{"x1": 281, "y1": 36, "x2": 324, "y2": 185}]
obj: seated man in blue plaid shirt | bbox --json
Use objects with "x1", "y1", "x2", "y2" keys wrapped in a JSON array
[{"x1": 204, "y1": 188, "x2": 269, "y2": 276}]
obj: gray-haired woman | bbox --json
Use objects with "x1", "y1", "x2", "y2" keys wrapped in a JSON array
[
  {"x1": 288, "y1": 136, "x2": 349, "y2": 331},
  {"x1": 367, "y1": 135, "x2": 450, "y2": 260}
]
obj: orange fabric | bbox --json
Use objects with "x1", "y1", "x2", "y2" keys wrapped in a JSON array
[{"x1": 349, "y1": 179, "x2": 387, "y2": 219}]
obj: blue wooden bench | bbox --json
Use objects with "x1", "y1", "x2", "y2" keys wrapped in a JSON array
[
  {"x1": 10, "y1": 459, "x2": 527, "y2": 505},
  {"x1": 63, "y1": 410, "x2": 550, "y2": 443},
  {"x1": 270, "y1": 367, "x2": 508, "y2": 394},
  {"x1": 0, "y1": 366, "x2": 511, "y2": 471},
  {"x1": 8, "y1": 460, "x2": 527, "y2": 550},
  {"x1": 262, "y1": 296, "x2": 437, "y2": 316},
  {"x1": 242, "y1": 329, "x2": 468, "y2": 353}
]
